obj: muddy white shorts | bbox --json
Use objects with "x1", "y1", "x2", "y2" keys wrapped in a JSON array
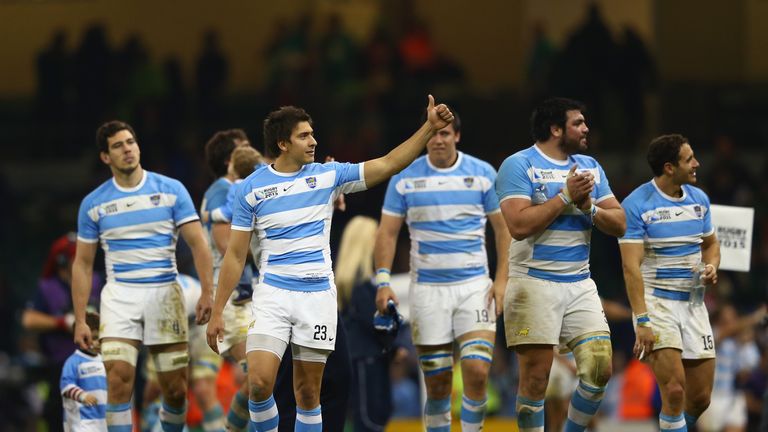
[
  {"x1": 409, "y1": 276, "x2": 496, "y2": 346},
  {"x1": 100, "y1": 281, "x2": 188, "y2": 346},
  {"x1": 247, "y1": 284, "x2": 337, "y2": 351},
  {"x1": 504, "y1": 276, "x2": 609, "y2": 348}
]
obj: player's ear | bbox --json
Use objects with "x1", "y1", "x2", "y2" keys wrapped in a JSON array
[
  {"x1": 550, "y1": 124, "x2": 562, "y2": 139},
  {"x1": 99, "y1": 151, "x2": 110, "y2": 165},
  {"x1": 277, "y1": 140, "x2": 289, "y2": 153}
]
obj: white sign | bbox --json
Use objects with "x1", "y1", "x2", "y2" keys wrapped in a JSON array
[{"x1": 710, "y1": 204, "x2": 754, "y2": 272}]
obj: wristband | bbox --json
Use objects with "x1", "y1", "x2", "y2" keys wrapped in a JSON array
[
  {"x1": 558, "y1": 192, "x2": 572, "y2": 205},
  {"x1": 56, "y1": 313, "x2": 75, "y2": 331},
  {"x1": 635, "y1": 312, "x2": 651, "y2": 328},
  {"x1": 581, "y1": 203, "x2": 599, "y2": 217},
  {"x1": 375, "y1": 268, "x2": 391, "y2": 289}
]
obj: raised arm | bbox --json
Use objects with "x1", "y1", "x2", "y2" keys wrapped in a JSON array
[
  {"x1": 488, "y1": 212, "x2": 511, "y2": 316},
  {"x1": 206, "y1": 228, "x2": 251, "y2": 353},
  {"x1": 619, "y1": 242, "x2": 653, "y2": 359},
  {"x1": 374, "y1": 213, "x2": 405, "y2": 313},
  {"x1": 180, "y1": 221, "x2": 214, "y2": 324},
  {"x1": 71, "y1": 240, "x2": 98, "y2": 350},
  {"x1": 363, "y1": 95, "x2": 454, "y2": 188}
]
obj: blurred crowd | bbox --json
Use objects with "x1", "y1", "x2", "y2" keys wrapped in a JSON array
[{"x1": 1, "y1": 3, "x2": 768, "y2": 431}]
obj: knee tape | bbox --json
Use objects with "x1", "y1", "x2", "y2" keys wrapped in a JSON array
[
  {"x1": 151, "y1": 350, "x2": 189, "y2": 372},
  {"x1": 101, "y1": 341, "x2": 139, "y2": 366},
  {"x1": 459, "y1": 339, "x2": 494, "y2": 364},
  {"x1": 418, "y1": 349, "x2": 453, "y2": 377},
  {"x1": 245, "y1": 333, "x2": 288, "y2": 360},
  {"x1": 291, "y1": 343, "x2": 331, "y2": 364},
  {"x1": 571, "y1": 333, "x2": 612, "y2": 388}
]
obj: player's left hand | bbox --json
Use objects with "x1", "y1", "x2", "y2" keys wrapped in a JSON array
[
  {"x1": 206, "y1": 313, "x2": 225, "y2": 354},
  {"x1": 700, "y1": 263, "x2": 717, "y2": 285},
  {"x1": 487, "y1": 279, "x2": 506, "y2": 316},
  {"x1": 426, "y1": 94, "x2": 454, "y2": 131},
  {"x1": 195, "y1": 292, "x2": 213, "y2": 325}
]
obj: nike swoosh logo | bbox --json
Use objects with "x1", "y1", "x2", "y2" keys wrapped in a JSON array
[
  {"x1": 675, "y1": 211, "x2": 683, "y2": 216},
  {"x1": 126, "y1": 202, "x2": 136, "y2": 207},
  {"x1": 328, "y1": 338, "x2": 335, "y2": 342},
  {"x1": 283, "y1": 183, "x2": 294, "y2": 192}
]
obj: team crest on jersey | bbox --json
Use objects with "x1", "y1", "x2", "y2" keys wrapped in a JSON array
[
  {"x1": 305, "y1": 176, "x2": 317, "y2": 189},
  {"x1": 463, "y1": 177, "x2": 474, "y2": 187},
  {"x1": 694, "y1": 205, "x2": 702, "y2": 218},
  {"x1": 150, "y1": 194, "x2": 161, "y2": 206}
]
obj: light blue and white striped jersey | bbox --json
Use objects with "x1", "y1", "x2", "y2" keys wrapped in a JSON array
[
  {"x1": 202, "y1": 177, "x2": 232, "y2": 271},
  {"x1": 382, "y1": 152, "x2": 500, "y2": 284},
  {"x1": 619, "y1": 180, "x2": 714, "y2": 292},
  {"x1": 77, "y1": 171, "x2": 199, "y2": 286},
  {"x1": 231, "y1": 162, "x2": 366, "y2": 292},
  {"x1": 61, "y1": 350, "x2": 107, "y2": 432},
  {"x1": 495, "y1": 145, "x2": 614, "y2": 283}
]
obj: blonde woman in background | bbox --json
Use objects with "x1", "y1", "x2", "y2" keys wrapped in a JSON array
[{"x1": 337, "y1": 216, "x2": 410, "y2": 432}]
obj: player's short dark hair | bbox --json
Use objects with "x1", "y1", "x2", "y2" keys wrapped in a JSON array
[
  {"x1": 84, "y1": 309, "x2": 100, "y2": 333},
  {"x1": 530, "y1": 97, "x2": 586, "y2": 142},
  {"x1": 647, "y1": 134, "x2": 688, "y2": 176},
  {"x1": 96, "y1": 121, "x2": 136, "y2": 153},
  {"x1": 204, "y1": 129, "x2": 249, "y2": 177},
  {"x1": 263, "y1": 106, "x2": 312, "y2": 160}
]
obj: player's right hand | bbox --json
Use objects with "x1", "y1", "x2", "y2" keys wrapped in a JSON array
[
  {"x1": 426, "y1": 94, "x2": 454, "y2": 131},
  {"x1": 206, "y1": 313, "x2": 225, "y2": 355},
  {"x1": 73, "y1": 320, "x2": 93, "y2": 351},
  {"x1": 375, "y1": 285, "x2": 399, "y2": 315},
  {"x1": 634, "y1": 325, "x2": 655, "y2": 361},
  {"x1": 565, "y1": 165, "x2": 594, "y2": 205}
]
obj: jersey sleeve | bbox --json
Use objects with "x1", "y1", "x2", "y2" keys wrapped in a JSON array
[
  {"x1": 171, "y1": 181, "x2": 199, "y2": 226},
  {"x1": 332, "y1": 162, "x2": 367, "y2": 194},
  {"x1": 495, "y1": 155, "x2": 532, "y2": 203},
  {"x1": 594, "y1": 163, "x2": 615, "y2": 203},
  {"x1": 231, "y1": 181, "x2": 255, "y2": 231},
  {"x1": 482, "y1": 165, "x2": 501, "y2": 213},
  {"x1": 619, "y1": 196, "x2": 646, "y2": 243},
  {"x1": 60, "y1": 356, "x2": 78, "y2": 394},
  {"x1": 204, "y1": 182, "x2": 229, "y2": 212},
  {"x1": 381, "y1": 175, "x2": 406, "y2": 216},
  {"x1": 77, "y1": 197, "x2": 99, "y2": 243},
  {"x1": 701, "y1": 192, "x2": 714, "y2": 237},
  {"x1": 211, "y1": 185, "x2": 236, "y2": 223}
]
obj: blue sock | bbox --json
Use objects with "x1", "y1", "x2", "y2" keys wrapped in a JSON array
[
  {"x1": 516, "y1": 396, "x2": 545, "y2": 432},
  {"x1": 107, "y1": 402, "x2": 134, "y2": 432},
  {"x1": 249, "y1": 396, "x2": 279, "y2": 432},
  {"x1": 684, "y1": 412, "x2": 697, "y2": 429},
  {"x1": 460, "y1": 395, "x2": 487, "y2": 432},
  {"x1": 159, "y1": 402, "x2": 186, "y2": 432},
  {"x1": 202, "y1": 404, "x2": 225, "y2": 432},
  {"x1": 227, "y1": 392, "x2": 250, "y2": 431},
  {"x1": 660, "y1": 413, "x2": 687, "y2": 431},
  {"x1": 295, "y1": 405, "x2": 322, "y2": 432},
  {"x1": 564, "y1": 381, "x2": 606, "y2": 431},
  {"x1": 424, "y1": 398, "x2": 451, "y2": 432},
  {"x1": 141, "y1": 401, "x2": 161, "y2": 432}
]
